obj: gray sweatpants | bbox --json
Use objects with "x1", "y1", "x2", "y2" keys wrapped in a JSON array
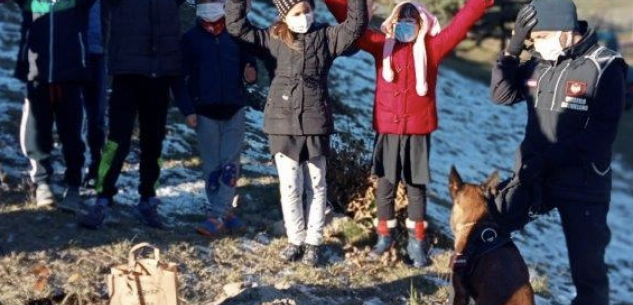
[
  {"x1": 275, "y1": 153, "x2": 327, "y2": 246},
  {"x1": 197, "y1": 109, "x2": 245, "y2": 218}
]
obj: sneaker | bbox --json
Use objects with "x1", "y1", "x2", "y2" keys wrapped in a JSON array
[
  {"x1": 301, "y1": 244, "x2": 320, "y2": 267},
  {"x1": 279, "y1": 244, "x2": 304, "y2": 262},
  {"x1": 196, "y1": 217, "x2": 226, "y2": 237},
  {"x1": 35, "y1": 183, "x2": 55, "y2": 207},
  {"x1": 79, "y1": 198, "x2": 110, "y2": 229},
  {"x1": 223, "y1": 213, "x2": 245, "y2": 232},
  {"x1": 137, "y1": 198, "x2": 165, "y2": 229},
  {"x1": 57, "y1": 187, "x2": 84, "y2": 213}
]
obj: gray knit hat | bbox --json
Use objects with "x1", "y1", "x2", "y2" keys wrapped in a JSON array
[
  {"x1": 273, "y1": 0, "x2": 314, "y2": 17},
  {"x1": 531, "y1": 0, "x2": 578, "y2": 32}
]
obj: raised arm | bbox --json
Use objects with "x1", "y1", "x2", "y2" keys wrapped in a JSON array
[
  {"x1": 490, "y1": 54, "x2": 532, "y2": 105},
  {"x1": 325, "y1": 0, "x2": 368, "y2": 57},
  {"x1": 430, "y1": 0, "x2": 494, "y2": 60},
  {"x1": 323, "y1": 0, "x2": 383, "y2": 56},
  {"x1": 225, "y1": 0, "x2": 271, "y2": 50}
]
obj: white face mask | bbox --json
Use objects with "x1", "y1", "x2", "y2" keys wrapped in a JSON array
[
  {"x1": 534, "y1": 31, "x2": 571, "y2": 61},
  {"x1": 286, "y1": 13, "x2": 314, "y2": 34},
  {"x1": 197, "y1": 3, "x2": 225, "y2": 22}
]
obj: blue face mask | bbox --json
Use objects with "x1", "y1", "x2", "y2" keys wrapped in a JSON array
[{"x1": 394, "y1": 22, "x2": 417, "y2": 43}]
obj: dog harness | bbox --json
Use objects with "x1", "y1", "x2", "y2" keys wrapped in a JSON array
[{"x1": 450, "y1": 221, "x2": 514, "y2": 298}]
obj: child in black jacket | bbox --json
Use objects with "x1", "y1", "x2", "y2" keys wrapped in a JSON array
[{"x1": 225, "y1": 0, "x2": 367, "y2": 266}]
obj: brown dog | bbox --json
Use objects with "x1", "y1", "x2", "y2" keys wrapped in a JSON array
[{"x1": 448, "y1": 166, "x2": 535, "y2": 305}]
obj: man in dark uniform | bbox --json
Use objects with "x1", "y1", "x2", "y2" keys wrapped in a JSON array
[{"x1": 490, "y1": 0, "x2": 627, "y2": 304}]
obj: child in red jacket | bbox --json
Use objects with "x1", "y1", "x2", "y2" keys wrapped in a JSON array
[{"x1": 325, "y1": 0, "x2": 494, "y2": 267}]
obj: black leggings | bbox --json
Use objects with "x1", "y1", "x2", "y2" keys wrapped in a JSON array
[{"x1": 376, "y1": 177, "x2": 427, "y2": 221}]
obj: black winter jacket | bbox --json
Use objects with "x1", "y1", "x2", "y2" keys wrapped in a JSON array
[
  {"x1": 225, "y1": 0, "x2": 367, "y2": 135},
  {"x1": 104, "y1": 0, "x2": 184, "y2": 78},
  {"x1": 491, "y1": 24, "x2": 628, "y2": 202},
  {"x1": 14, "y1": 0, "x2": 96, "y2": 83}
]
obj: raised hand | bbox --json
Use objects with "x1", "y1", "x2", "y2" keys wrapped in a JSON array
[{"x1": 506, "y1": 5, "x2": 537, "y2": 57}]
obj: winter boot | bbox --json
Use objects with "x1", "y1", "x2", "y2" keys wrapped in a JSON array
[
  {"x1": 369, "y1": 219, "x2": 397, "y2": 259},
  {"x1": 406, "y1": 219, "x2": 430, "y2": 268}
]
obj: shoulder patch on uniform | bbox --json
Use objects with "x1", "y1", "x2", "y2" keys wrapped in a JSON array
[{"x1": 565, "y1": 80, "x2": 587, "y2": 97}]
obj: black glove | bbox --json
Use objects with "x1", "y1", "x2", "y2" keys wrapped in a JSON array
[{"x1": 506, "y1": 5, "x2": 538, "y2": 57}]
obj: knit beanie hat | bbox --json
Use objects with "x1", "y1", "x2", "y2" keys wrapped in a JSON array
[
  {"x1": 531, "y1": 0, "x2": 578, "y2": 32},
  {"x1": 273, "y1": 0, "x2": 314, "y2": 17}
]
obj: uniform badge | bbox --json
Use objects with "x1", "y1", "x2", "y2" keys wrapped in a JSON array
[{"x1": 565, "y1": 81, "x2": 587, "y2": 97}]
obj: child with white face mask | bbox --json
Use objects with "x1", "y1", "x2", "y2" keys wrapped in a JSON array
[
  {"x1": 197, "y1": 0, "x2": 226, "y2": 22},
  {"x1": 176, "y1": 0, "x2": 258, "y2": 237},
  {"x1": 225, "y1": 0, "x2": 368, "y2": 267},
  {"x1": 324, "y1": 0, "x2": 495, "y2": 268}
]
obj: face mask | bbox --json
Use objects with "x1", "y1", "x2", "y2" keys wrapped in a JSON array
[
  {"x1": 197, "y1": 3, "x2": 225, "y2": 23},
  {"x1": 394, "y1": 21, "x2": 417, "y2": 43},
  {"x1": 534, "y1": 31, "x2": 570, "y2": 61},
  {"x1": 286, "y1": 13, "x2": 314, "y2": 34}
]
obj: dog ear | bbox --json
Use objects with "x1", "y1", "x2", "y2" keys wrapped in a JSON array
[
  {"x1": 482, "y1": 170, "x2": 500, "y2": 196},
  {"x1": 448, "y1": 166, "x2": 463, "y2": 199}
]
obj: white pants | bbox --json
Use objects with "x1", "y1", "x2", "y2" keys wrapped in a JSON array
[{"x1": 275, "y1": 153, "x2": 327, "y2": 246}]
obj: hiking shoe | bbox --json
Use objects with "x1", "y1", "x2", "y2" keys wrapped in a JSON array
[
  {"x1": 369, "y1": 235, "x2": 394, "y2": 259},
  {"x1": 57, "y1": 187, "x2": 84, "y2": 213},
  {"x1": 137, "y1": 198, "x2": 165, "y2": 229},
  {"x1": 79, "y1": 198, "x2": 110, "y2": 229},
  {"x1": 196, "y1": 217, "x2": 226, "y2": 237},
  {"x1": 223, "y1": 213, "x2": 245, "y2": 232},
  {"x1": 35, "y1": 183, "x2": 55, "y2": 207},
  {"x1": 301, "y1": 244, "x2": 320, "y2": 267},
  {"x1": 279, "y1": 244, "x2": 304, "y2": 262}
]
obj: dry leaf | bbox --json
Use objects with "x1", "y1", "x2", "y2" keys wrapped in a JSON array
[
  {"x1": 31, "y1": 265, "x2": 51, "y2": 277},
  {"x1": 31, "y1": 265, "x2": 51, "y2": 292},
  {"x1": 67, "y1": 273, "x2": 81, "y2": 283},
  {"x1": 34, "y1": 276, "x2": 49, "y2": 292}
]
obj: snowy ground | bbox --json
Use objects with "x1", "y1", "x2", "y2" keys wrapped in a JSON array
[{"x1": 1, "y1": 1, "x2": 632, "y2": 304}]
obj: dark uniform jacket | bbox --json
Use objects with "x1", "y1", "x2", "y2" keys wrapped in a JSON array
[{"x1": 491, "y1": 23, "x2": 627, "y2": 202}]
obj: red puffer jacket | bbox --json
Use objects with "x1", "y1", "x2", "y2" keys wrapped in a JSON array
[{"x1": 325, "y1": 0, "x2": 493, "y2": 135}]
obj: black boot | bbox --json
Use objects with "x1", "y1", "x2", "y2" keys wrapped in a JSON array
[
  {"x1": 406, "y1": 219, "x2": 430, "y2": 268},
  {"x1": 369, "y1": 219, "x2": 397, "y2": 259}
]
